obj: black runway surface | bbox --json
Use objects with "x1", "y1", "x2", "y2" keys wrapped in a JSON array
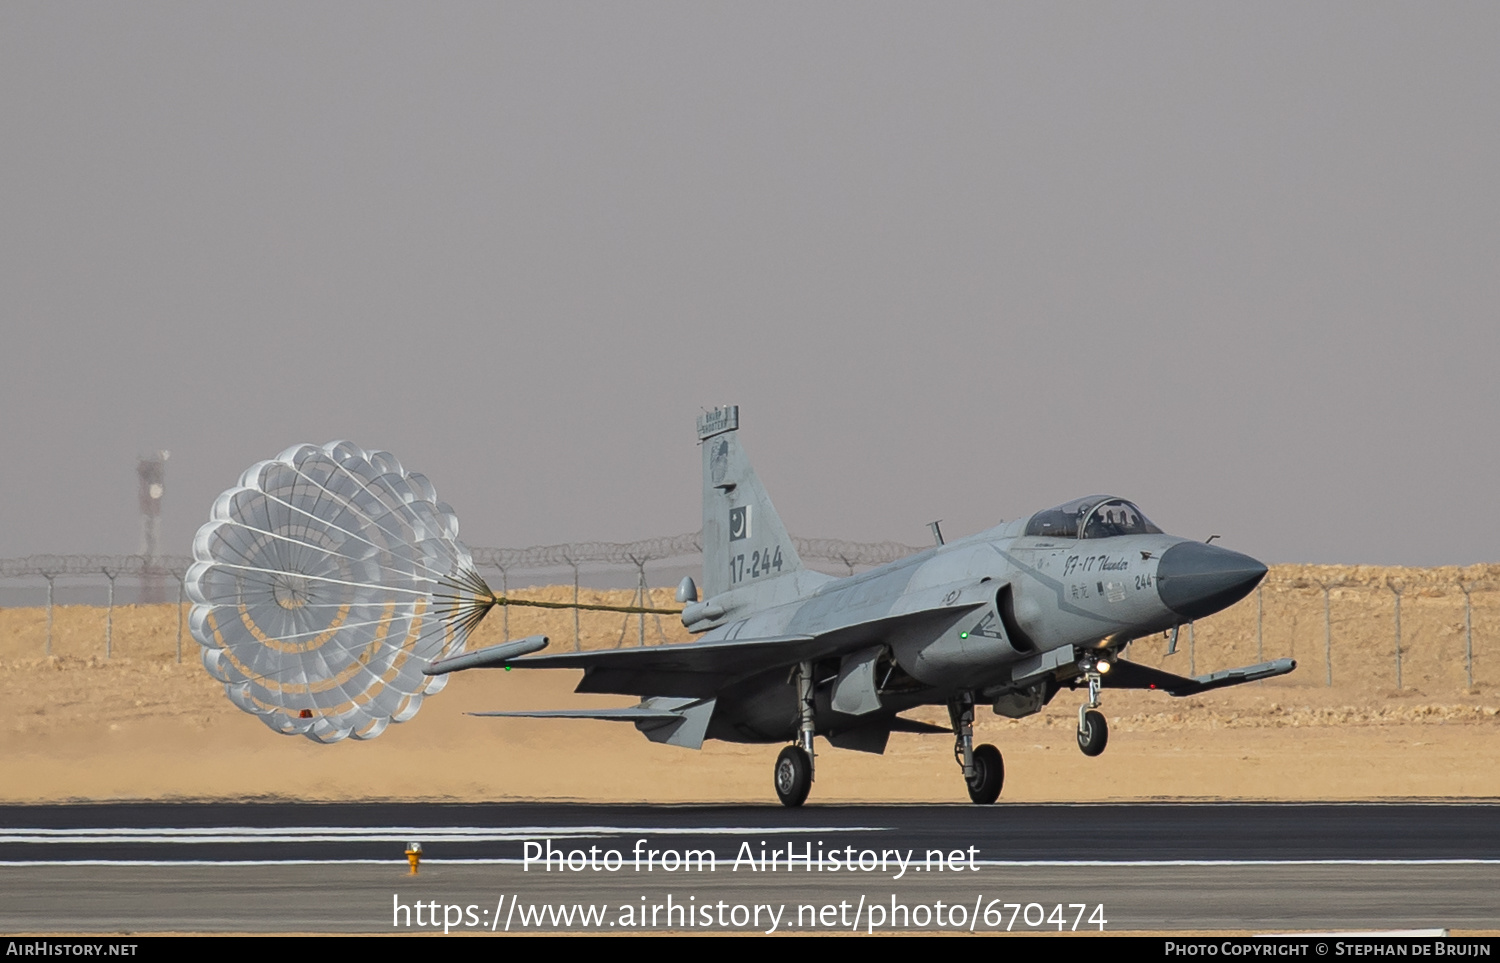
[
  {"x1": 2, "y1": 800, "x2": 1498, "y2": 863},
  {"x1": 4, "y1": 802, "x2": 1496, "y2": 933}
]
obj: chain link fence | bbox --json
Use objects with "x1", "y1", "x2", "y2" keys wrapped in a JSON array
[
  {"x1": 1144, "y1": 565, "x2": 1500, "y2": 694},
  {"x1": 0, "y1": 533, "x2": 925, "y2": 660}
]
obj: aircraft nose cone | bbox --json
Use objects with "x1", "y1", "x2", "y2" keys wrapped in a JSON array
[{"x1": 1156, "y1": 541, "x2": 1268, "y2": 621}]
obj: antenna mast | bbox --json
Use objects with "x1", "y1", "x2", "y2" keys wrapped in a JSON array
[{"x1": 137, "y1": 450, "x2": 168, "y2": 603}]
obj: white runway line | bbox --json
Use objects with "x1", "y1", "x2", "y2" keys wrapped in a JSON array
[
  {"x1": 0, "y1": 824, "x2": 891, "y2": 846},
  {"x1": 3, "y1": 858, "x2": 1497, "y2": 868},
  {"x1": 971, "y1": 858, "x2": 1500, "y2": 866}
]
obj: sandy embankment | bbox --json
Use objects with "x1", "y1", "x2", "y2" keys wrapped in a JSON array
[{"x1": 1, "y1": 564, "x2": 1497, "y2": 804}]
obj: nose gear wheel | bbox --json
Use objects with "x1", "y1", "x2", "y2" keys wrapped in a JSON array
[{"x1": 1077, "y1": 708, "x2": 1109, "y2": 756}]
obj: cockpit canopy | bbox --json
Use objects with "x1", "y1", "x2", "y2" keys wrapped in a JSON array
[{"x1": 1023, "y1": 495, "x2": 1164, "y2": 539}]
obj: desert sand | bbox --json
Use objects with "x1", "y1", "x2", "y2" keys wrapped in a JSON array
[{"x1": 1, "y1": 565, "x2": 1497, "y2": 804}]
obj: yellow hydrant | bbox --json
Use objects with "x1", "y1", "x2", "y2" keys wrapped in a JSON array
[{"x1": 406, "y1": 841, "x2": 422, "y2": 875}]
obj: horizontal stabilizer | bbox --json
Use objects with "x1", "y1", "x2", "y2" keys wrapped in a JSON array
[
  {"x1": 425, "y1": 635, "x2": 549, "y2": 674},
  {"x1": 888, "y1": 716, "x2": 951, "y2": 735},
  {"x1": 1104, "y1": 657, "x2": 1297, "y2": 696},
  {"x1": 473, "y1": 697, "x2": 717, "y2": 749},
  {"x1": 470, "y1": 707, "x2": 684, "y2": 721}
]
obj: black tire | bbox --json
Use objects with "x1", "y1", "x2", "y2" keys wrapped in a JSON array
[
  {"x1": 774, "y1": 745, "x2": 813, "y2": 807},
  {"x1": 1077, "y1": 709, "x2": 1108, "y2": 757},
  {"x1": 966, "y1": 744, "x2": 1004, "y2": 804}
]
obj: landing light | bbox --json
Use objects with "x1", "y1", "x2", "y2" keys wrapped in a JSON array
[{"x1": 1097, "y1": 661, "x2": 1112, "y2": 674}]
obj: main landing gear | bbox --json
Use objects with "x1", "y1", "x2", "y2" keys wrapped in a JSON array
[
  {"x1": 949, "y1": 693, "x2": 1004, "y2": 804},
  {"x1": 771, "y1": 669, "x2": 1011, "y2": 807},
  {"x1": 774, "y1": 660, "x2": 817, "y2": 808},
  {"x1": 775, "y1": 745, "x2": 812, "y2": 807},
  {"x1": 1076, "y1": 657, "x2": 1109, "y2": 757}
]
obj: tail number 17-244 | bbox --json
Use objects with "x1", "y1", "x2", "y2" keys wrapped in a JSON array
[{"x1": 731, "y1": 545, "x2": 783, "y2": 583}]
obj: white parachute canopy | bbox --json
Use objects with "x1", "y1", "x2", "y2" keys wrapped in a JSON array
[{"x1": 186, "y1": 442, "x2": 494, "y2": 743}]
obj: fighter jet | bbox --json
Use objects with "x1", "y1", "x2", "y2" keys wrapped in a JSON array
[{"x1": 430, "y1": 406, "x2": 1293, "y2": 807}]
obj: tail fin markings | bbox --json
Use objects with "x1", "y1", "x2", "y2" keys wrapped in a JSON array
[{"x1": 698, "y1": 406, "x2": 804, "y2": 599}]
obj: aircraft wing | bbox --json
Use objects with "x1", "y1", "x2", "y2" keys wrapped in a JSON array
[
  {"x1": 426, "y1": 632, "x2": 826, "y2": 696},
  {"x1": 496, "y1": 603, "x2": 986, "y2": 698},
  {"x1": 502, "y1": 634, "x2": 822, "y2": 697},
  {"x1": 1103, "y1": 657, "x2": 1297, "y2": 696}
]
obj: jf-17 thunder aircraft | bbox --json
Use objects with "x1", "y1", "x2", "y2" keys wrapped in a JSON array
[{"x1": 425, "y1": 406, "x2": 1295, "y2": 807}]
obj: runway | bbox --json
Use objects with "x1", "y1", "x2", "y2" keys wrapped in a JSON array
[{"x1": 1, "y1": 802, "x2": 1497, "y2": 933}]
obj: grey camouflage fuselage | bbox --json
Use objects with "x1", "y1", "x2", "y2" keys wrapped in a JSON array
[
  {"x1": 477, "y1": 406, "x2": 1283, "y2": 763},
  {"x1": 680, "y1": 407, "x2": 1267, "y2": 749}
]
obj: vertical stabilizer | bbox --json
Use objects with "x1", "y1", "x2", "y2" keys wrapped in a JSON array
[{"x1": 698, "y1": 407, "x2": 804, "y2": 599}]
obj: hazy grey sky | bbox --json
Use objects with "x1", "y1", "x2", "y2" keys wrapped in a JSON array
[{"x1": 2, "y1": 3, "x2": 1497, "y2": 566}]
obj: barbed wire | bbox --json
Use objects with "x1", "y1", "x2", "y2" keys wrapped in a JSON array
[
  {"x1": 793, "y1": 538, "x2": 931, "y2": 573},
  {"x1": 0, "y1": 532, "x2": 927, "y2": 580},
  {"x1": 471, "y1": 534, "x2": 704, "y2": 570},
  {"x1": 0, "y1": 555, "x2": 195, "y2": 578},
  {"x1": 1265, "y1": 574, "x2": 1500, "y2": 592},
  {"x1": 4, "y1": 544, "x2": 1497, "y2": 586},
  {"x1": 471, "y1": 532, "x2": 926, "y2": 572}
]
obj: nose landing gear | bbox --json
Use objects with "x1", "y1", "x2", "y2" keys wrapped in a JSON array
[{"x1": 1076, "y1": 659, "x2": 1109, "y2": 757}]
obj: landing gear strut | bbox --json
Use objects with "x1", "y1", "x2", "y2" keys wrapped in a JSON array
[
  {"x1": 1076, "y1": 659, "x2": 1109, "y2": 757},
  {"x1": 948, "y1": 693, "x2": 1004, "y2": 804},
  {"x1": 774, "y1": 661, "x2": 817, "y2": 808}
]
